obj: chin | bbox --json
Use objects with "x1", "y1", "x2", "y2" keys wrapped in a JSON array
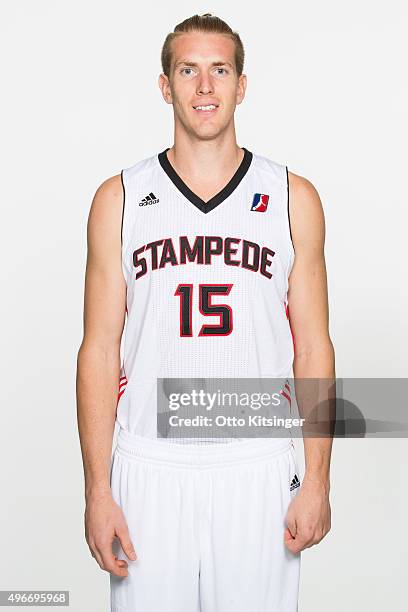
[
  {"x1": 191, "y1": 124, "x2": 228, "y2": 141},
  {"x1": 194, "y1": 131, "x2": 222, "y2": 141}
]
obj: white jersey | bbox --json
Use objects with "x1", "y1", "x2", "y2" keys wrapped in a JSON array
[{"x1": 116, "y1": 147, "x2": 295, "y2": 440}]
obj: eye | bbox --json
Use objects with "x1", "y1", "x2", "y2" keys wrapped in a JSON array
[
  {"x1": 181, "y1": 67, "x2": 195, "y2": 76},
  {"x1": 215, "y1": 67, "x2": 228, "y2": 75}
]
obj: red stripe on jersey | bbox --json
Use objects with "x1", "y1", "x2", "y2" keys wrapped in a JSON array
[{"x1": 281, "y1": 390, "x2": 292, "y2": 405}]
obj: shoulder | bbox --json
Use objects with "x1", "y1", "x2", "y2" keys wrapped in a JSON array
[
  {"x1": 87, "y1": 153, "x2": 157, "y2": 229},
  {"x1": 287, "y1": 170, "x2": 325, "y2": 249},
  {"x1": 87, "y1": 174, "x2": 124, "y2": 247},
  {"x1": 288, "y1": 170, "x2": 322, "y2": 207},
  {"x1": 89, "y1": 174, "x2": 123, "y2": 222},
  {"x1": 93, "y1": 174, "x2": 123, "y2": 203}
]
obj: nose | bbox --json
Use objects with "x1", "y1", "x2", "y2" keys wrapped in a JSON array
[{"x1": 196, "y1": 71, "x2": 213, "y2": 95}]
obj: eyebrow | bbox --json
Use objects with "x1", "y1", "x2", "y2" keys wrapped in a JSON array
[{"x1": 174, "y1": 60, "x2": 234, "y2": 69}]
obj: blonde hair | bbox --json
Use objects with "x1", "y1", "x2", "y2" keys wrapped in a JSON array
[{"x1": 161, "y1": 13, "x2": 245, "y2": 77}]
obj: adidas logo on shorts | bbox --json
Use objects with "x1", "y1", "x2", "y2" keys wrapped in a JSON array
[
  {"x1": 290, "y1": 474, "x2": 300, "y2": 491},
  {"x1": 139, "y1": 192, "x2": 159, "y2": 206}
]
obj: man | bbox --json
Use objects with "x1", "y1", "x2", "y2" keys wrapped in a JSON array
[{"x1": 76, "y1": 13, "x2": 334, "y2": 612}]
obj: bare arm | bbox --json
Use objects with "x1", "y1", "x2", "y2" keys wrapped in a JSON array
[
  {"x1": 284, "y1": 171, "x2": 335, "y2": 553},
  {"x1": 76, "y1": 174, "x2": 136, "y2": 576},
  {"x1": 76, "y1": 174, "x2": 125, "y2": 498}
]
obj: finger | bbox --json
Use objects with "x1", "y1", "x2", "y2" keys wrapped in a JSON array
[
  {"x1": 110, "y1": 560, "x2": 129, "y2": 578},
  {"x1": 89, "y1": 544, "x2": 105, "y2": 571},
  {"x1": 114, "y1": 556, "x2": 128, "y2": 569},
  {"x1": 284, "y1": 527, "x2": 295, "y2": 543},
  {"x1": 295, "y1": 532, "x2": 315, "y2": 550},
  {"x1": 116, "y1": 527, "x2": 137, "y2": 561},
  {"x1": 284, "y1": 537, "x2": 303, "y2": 554},
  {"x1": 285, "y1": 516, "x2": 297, "y2": 538},
  {"x1": 284, "y1": 529, "x2": 298, "y2": 552},
  {"x1": 284, "y1": 529, "x2": 309, "y2": 553},
  {"x1": 98, "y1": 543, "x2": 128, "y2": 577}
]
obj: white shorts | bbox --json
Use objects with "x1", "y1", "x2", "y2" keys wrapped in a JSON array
[{"x1": 110, "y1": 429, "x2": 301, "y2": 612}]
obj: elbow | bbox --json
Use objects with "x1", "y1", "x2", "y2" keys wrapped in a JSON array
[
  {"x1": 293, "y1": 337, "x2": 335, "y2": 373},
  {"x1": 294, "y1": 337, "x2": 334, "y2": 359}
]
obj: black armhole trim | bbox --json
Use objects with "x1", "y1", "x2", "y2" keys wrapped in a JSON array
[
  {"x1": 120, "y1": 169, "x2": 125, "y2": 247},
  {"x1": 286, "y1": 165, "x2": 294, "y2": 248}
]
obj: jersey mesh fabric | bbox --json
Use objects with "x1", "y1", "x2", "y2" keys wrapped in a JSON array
[{"x1": 117, "y1": 149, "x2": 295, "y2": 444}]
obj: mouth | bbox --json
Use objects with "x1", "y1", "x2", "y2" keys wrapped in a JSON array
[{"x1": 192, "y1": 104, "x2": 219, "y2": 114}]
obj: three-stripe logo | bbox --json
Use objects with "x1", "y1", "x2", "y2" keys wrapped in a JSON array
[
  {"x1": 139, "y1": 192, "x2": 159, "y2": 206},
  {"x1": 290, "y1": 474, "x2": 300, "y2": 491}
]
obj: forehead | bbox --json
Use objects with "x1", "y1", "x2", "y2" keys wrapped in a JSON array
[{"x1": 171, "y1": 32, "x2": 235, "y2": 66}]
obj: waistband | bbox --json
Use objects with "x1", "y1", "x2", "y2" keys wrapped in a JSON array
[{"x1": 115, "y1": 428, "x2": 294, "y2": 468}]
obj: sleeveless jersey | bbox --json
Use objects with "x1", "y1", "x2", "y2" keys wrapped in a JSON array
[{"x1": 117, "y1": 147, "x2": 295, "y2": 441}]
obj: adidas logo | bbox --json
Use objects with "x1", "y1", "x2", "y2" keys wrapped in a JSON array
[
  {"x1": 290, "y1": 474, "x2": 300, "y2": 491},
  {"x1": 139, "y1": 192, "x2": 159, "y2": 206}
]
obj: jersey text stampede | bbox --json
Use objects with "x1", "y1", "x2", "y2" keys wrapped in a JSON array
[{"x1": 132, "y1": 235, "x2": 276, "y2": 280}]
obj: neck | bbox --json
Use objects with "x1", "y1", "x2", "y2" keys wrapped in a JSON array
[{"x1": 167, "y1": 125, "x2": 243, "y2": 184}]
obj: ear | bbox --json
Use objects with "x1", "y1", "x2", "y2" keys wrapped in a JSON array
[
  {"x1": 236, "y1": 73, "x2": 247, "y2": 105},
  {"x1": 158, "y1": 73, "x2": 173, "y2": 104}
]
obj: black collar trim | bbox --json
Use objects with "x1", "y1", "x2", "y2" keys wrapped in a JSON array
[{"x1": 158, "y1": 147, "x2": 253, "y2": 214}]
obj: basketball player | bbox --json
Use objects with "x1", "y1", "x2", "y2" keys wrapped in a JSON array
[{"x1": 76, "y1": 13, "x2": 334, "y2": 612}]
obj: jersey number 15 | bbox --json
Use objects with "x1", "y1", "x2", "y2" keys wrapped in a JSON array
[{"x1": 175, "y1": 283, "x2": 233, "y2": 337}]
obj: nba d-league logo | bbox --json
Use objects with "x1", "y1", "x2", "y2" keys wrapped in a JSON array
[{"x1": 251, "y1": 193, "x2": 270, "y2": 212}]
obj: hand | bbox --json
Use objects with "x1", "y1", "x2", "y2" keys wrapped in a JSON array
[
  {"x1": 85, "y1": 490, "x2": 137, "y2": 577},
  {"x1": 284, "y1": 478, "x2": 331, "y2": 554}
]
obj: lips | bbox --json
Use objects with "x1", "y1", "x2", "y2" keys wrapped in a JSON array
[
  {"x1": 192, "y1": 101, "x2": 219, "y2": 109},
  {"x1": 192, "y1": 103, "x2": 219, "y2": 114}
]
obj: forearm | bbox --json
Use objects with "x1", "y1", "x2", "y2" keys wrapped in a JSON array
[
  {"x1": 76, "y1": 341, "x2": 120, "y2": 501},
  {"x1": 293, "y1": 341, "x2": 335, "y2": 493}
]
